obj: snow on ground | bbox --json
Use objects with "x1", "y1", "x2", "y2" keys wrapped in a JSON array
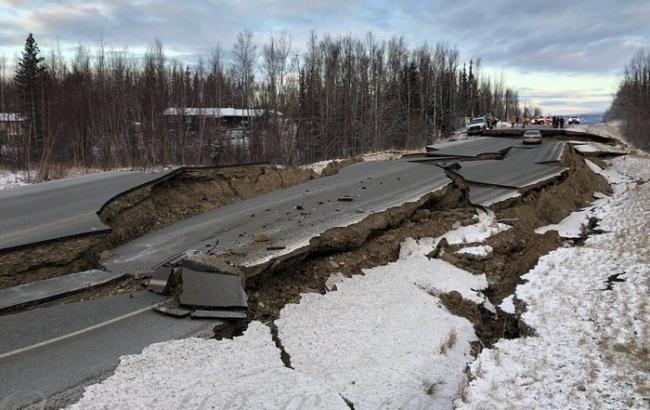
[
  {"x1": 457, "y1": 155, "x2": 650, "y2": 410},
  {"x1": 534, "y1": 205, "x2": 600, "y2": 238},
  {"x1": 499, "y1": 295, "x2": 516, "y2": 315},
  {"x1": 0, "y1": 169, "x2": 35, "y2": 190},
  {"x1": 69, "y1": 211, "x2": 508, "y2": 409},
  {"x1": 301, "y1": 150, "x2": 423, "y2": 175},
  {"x1": 362, "y1": 149, "x2": 421, "y2": 161},
  {"x1": 277, "y1": 237, "x2": 484, "y2": 409},
  {"x1": 68, "y1": 322, "x2": 349, "y2": 410},
  {"x1": 438, "y1": 209, "x2": 510, "y2": 245},
  {"x1": 300, "y1": 159, "x2": 340, "y2": 175},
  {"x1": 456, "y1": 245, "x2": 493, "y2": 258}
]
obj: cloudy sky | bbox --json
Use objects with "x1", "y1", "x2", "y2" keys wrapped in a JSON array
[{"x1": 0, "y1": 0, "x2": 647, "y2": 114}]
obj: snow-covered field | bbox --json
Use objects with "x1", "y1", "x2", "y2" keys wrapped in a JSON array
[
  {"x1": 457, "y1": 155, "x2": 650, "y2": 410},
  {"x1": 68, "y1": 213, "x2": 510, "y2": 410}
]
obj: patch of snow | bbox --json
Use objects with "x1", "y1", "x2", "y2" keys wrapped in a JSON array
[
  {"x1": 301, "y1": 159, "x2": 339, "y2": 175},
  {"x1": 499, "y1": 295, "x2": 516, "y2": 314},
  {"x1": 0, "y1": 170, "x2": 35, "y2": 190},
  {"x1": 457, "y1": 155, "x2": 650, "y2": 410},
  {"x1": 69, "y1": 322, "x2": 348, "y2": 410},
  {"x1": 437, "y1": 209, "x2": 510, "y2": 245},
  {"x1": 362, "y1": 149, "x2": 421, "y2": 161},
  {"x1": 277, "y1": 237, "x2": 485, "y2": 409},
  {"x1": 456, "y1": 245, "x2": 493, "y2": 257},
  {"x1": 534, "y1": 205, "x2": 601, "y2": 238}
]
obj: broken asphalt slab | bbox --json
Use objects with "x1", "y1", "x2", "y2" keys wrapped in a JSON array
[
  {"x1": 190, "y1": 309, "x2": 247, "y2": 320},
  {"x1": 425, "y1": 137, "x2": 517, "y2": 157},
  {"x1": 103, "y1": 160, "x2": 451, "y2": 276},
  {"x1": 467, "y1": 184, "x2": 521, "y2": 208},
  {"x1": 178, "y1": 257, "x2": 247, "y2": 309},
  {"x1": 0, "y1": 270, "x2": 127, "y2": 313}
]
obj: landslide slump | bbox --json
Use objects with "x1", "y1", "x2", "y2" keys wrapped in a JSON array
[
  {"x1": 0, "y1": 164, "x2": 317, "y2": 290},
  {"x1": 434, "y1": 145, "x2": 612, "y2": 348},
  {"x1": 244, "y1": 145, "x2": 613, "y2": 351}
]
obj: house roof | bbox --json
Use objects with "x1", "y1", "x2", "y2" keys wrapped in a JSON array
[
  {"x1": 0, "y1": 113, "x2": 24, "y2": 122},
  {"x1": 162, "y1": 108, "x2": 282, "y2": 117}
]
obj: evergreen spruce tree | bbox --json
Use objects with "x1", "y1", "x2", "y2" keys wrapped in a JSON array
[{"x1": 15, "y1": 33, "x2": 47, "y2": 152}]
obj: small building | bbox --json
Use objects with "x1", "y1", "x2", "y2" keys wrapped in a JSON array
[
  {"x1": 0, "y1": 113, "x2": 24, "y2": 136},
  {"x1": 162, "y1": 107, "x2": 281, "y2": 131}
]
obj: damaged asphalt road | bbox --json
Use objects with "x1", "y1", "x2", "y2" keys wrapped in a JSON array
[
  {"x1": 0, "y1": 135, "x2": 598, "y2": 408},
  {"x1": 103, "y1": 160, "x2": 451, "y2": 276}
]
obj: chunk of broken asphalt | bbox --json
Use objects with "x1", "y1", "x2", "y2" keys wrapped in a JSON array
[
  {"x1": 181, "y1": 254, "x2": 241, "y2": 276},
  {"x1": 190, "y1": 309, "x2": 247, "y2": 320},
  {"x1": 153, "y1": 303, "x2": 192, "y2": 318},
  {"x1": 147, "y1": 266, "x2": 181, "y2": 294},
  {"x1": 178, "y1": 258, "x2": 247, "y2": 309}
]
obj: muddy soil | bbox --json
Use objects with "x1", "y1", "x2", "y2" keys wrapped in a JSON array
[{"x1": 0, "y1": 237, "x2": 102, "y2": 289}]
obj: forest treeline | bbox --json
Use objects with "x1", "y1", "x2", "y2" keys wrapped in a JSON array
[
  {"x1": 606, "y1": 49, "x2": 650, "y2": 150},
  {"x1": 0, "y1": 31, "x2": 521, "y2": 177}
]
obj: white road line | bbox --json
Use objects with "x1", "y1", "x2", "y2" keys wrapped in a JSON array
[{"x1": 0, "y1": 301, "x2": 168, "y2": 360}]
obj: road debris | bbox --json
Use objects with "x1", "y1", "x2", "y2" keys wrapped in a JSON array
[{"x1": 178, "y1": 256, "x2": 247, "y2": 310}]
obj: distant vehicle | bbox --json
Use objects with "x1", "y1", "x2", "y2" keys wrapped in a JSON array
[
  {"x1": 467, "y1": 117, "x2": 488, "y2": 135},
  {"x1": 567, "y1": 116, "x2": 581, "y2": 125},
  {"x1": 522, "y1": 129, "x2": 543, "y2": 144},
  {"x1": 531, "y1": 117, "x2": 545, "y2": 125}
]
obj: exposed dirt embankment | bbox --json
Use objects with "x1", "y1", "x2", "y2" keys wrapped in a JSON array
[
  {"x1": 0, "y1": 237, "x2": 102, "y2": 289},
  {"x1": 430, "y1": 145, "x2": 612, "y2": 349},
  {"x1": 0, "y1": 164, "x2": 321, "y2": 290},
  {"x1": 245, "y1": 184, "x2": 474, "y2": 322},
  {"x1": 98, "y1": 165, "x2": 315, "y2": 252}
]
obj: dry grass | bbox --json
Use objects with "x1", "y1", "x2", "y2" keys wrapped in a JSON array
[
  {"x1": 423, "y1": 379, "x2": 439, "y2": 397},
  {"x1": 454, "y1": 373, "x2": 470, "y2": 403},
  {"x1": 440, "y1": 328, "x2": 458, "y2": 354}
]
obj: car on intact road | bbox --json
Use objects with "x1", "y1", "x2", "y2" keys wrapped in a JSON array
[
  {"x1": 567, "y1": 116, "x2": 581, "y2": 125},
  {"x1": 467, "y1": 117, "x2": 488, "y2": 135},
  {"x1": 522, "y1": 129, "x2": 543, "y2": 144}
]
